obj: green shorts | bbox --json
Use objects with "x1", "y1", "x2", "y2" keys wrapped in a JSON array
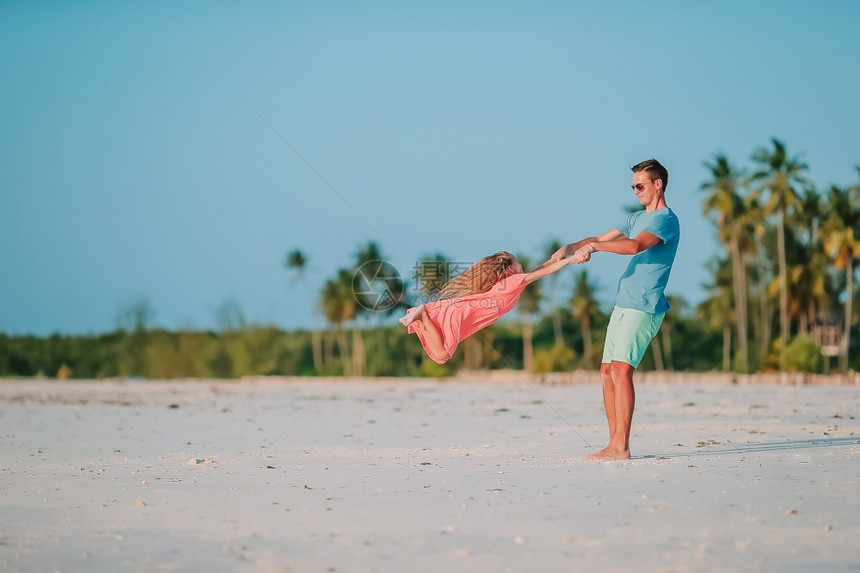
[{"x1": 601, "y1": 306, "x2": 665, "y2": 368}]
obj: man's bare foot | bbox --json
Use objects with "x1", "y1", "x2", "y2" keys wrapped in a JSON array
[{"x1": 585, "y1": 446, "x2": 631, "y2": 461}]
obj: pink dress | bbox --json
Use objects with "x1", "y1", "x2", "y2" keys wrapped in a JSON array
[{"x1": 405, "y1": 273, "x2": 530, "y2": 364}]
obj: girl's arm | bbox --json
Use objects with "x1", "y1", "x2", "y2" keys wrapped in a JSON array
[{"x1": 521, "y1": 256, "x2": 577, "y2": 285}]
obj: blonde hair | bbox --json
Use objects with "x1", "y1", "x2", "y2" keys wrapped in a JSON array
[{"x1": 438, "y1": 251, "x2": 517, "y2": 300}]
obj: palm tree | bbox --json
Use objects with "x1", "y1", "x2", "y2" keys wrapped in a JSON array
[
  {"x1": 791, "y1": 188, "x2": 828, "y2": 334},
  {"x1": 352, "y1": 241, "x2": 408, "y2": 376},
  {"x1": 569, "y1": 270, "x2": 601, "y2": 370},
  {"x1": 516, "y1": 255, "x2": 541, "y2": 373},
  {"x1": 744, "y1": 195, "x2": 773, "y2": 370},
  {"x1": 701, "y1": 154, "x2": 750, "y2": 372},
  {"x1": 352, "y1": 242, "x2": 396, "y2": 373},
  {"x1": 319, "y1": 269, "x2": 357, "y2": 375},
  {"x1": 285, "y1": 248, "x2": 323, "y2": 373},
  {"x1": 661, "y1": 295, "x2": 687, "y2": 371},
  {"x1": 213, "y1": 297, "x2": 247, "y2": 332},
  {"x1": 115, "y1": 296, "x2": 155, "y2": 377},
  {"x1": 355, "y1": 242, "x2": 383, "y2": 267},
  {"x1": 285, "y1": 250, "x2": 307, "y2": 281},
  {"x1": 698, "y1": 260, "x2": 735, "y2": 372},
  {"x1": 789, "y1": 259, "x2": 828, "y2": 337},
  {"x1": 350, "y1": 242, "x2": 385, "y2": 376},
  {"x1": 822, "y1": 185, "x2": 860, "y2": 372},
  {"x1": 752, "y1": 139, "x2": 809, "y2": 371}
]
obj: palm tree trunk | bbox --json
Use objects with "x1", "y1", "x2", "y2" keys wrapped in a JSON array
[
  {"x1": 463, "y1": 338, "x2": 478, "y2": 371},
  {"x1": 799, "y1": 312, "x2": 808, "y2": 336},
  {"x1": 777, "y1": 210, "x2": 789, "y2": 371},
  {"x1": 522, "y1": 319, "x2": 534, "y2": 373},
  {"x1": 311, "y1": 331, "x2": 323, "y2": 373},
  {"x1": 476, "y1": 337, "x2": 485, "y2": 370},
  {"x1": 662, "y1": 325, "x2": 673, "y2": 371},
  {"x1": 352, "y1": 328, "x2": 364, "y2": 377},
  {"x1": 750, "y1": 290, "x2": 762, "y2": 370},
  {"x1": 337, "y1": 328, "x2": 351, "y2": 376},
  {"x1": 807, "y1": 223, "x2": 819, "y2": 335},
  {"x1": 581, "y1": 316, "x2": 593, "y2": 370},
  {"x1": 755, "y1": 233, "x2": 770, "y2": 370},
  {"x1": 552, "y1": 309, "x2": 564, "y2": 347},
  {"x1": 651, "y1": 336, "x2": 665, "y2": 371},
  {"x1": 548, "y1": 275, "x2": 564, "y2": 348},
  {"x1": 842, "y1": 261, "x2": 853, "y2": 373},
  {"x1": 324, "y1": 331, "x2": 334, "y2": 368},
  {"x1": 740, "y1": 250, "x2": 750, "y2": 367},
  {"x1": 723, "y1": 325, "x2": 731, "y2": 372},
  {"x1": 731, "y1": 236, "x2": 749, "y2": 372}
]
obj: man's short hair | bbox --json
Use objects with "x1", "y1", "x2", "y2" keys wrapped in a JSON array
[{"x1": 632, "y1": 159, "x2": 669, "y2": 191}]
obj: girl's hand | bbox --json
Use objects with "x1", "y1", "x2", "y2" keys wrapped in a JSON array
[
  {"x1": 573, "y1": 243, "x2": 595, "y2": 263},
  {"x1": 549, "y1": 245, "x2": 569, "y2": 263}
]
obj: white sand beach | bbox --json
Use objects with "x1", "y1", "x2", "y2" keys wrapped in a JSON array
[{"x1": 1, "y1": 376, "x2": 858, "y2": 572}]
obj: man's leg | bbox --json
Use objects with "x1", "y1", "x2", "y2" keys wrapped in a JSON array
[
  {"x1": 599, "y1": 363, "x2": 616, "y2": 443},
  {"x1": 587, "y1": 360, "x2": 635, "y2": 460},
  {"x1": 607, "y1": 360, "x2": 635, "y2": 457}
]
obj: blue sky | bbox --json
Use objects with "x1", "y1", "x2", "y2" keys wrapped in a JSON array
[{"x1": 2, "y1": 1, "x2": 859, "y2": 336}]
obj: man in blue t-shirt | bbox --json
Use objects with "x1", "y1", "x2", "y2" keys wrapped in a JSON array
[{"x1": 552, "y1": 159, "x2": 680, "y2": 461}]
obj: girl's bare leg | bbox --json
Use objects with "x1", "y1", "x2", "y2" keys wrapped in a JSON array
[{"x1": 414, "y1": 309, "x2": 450, "y2": 362}]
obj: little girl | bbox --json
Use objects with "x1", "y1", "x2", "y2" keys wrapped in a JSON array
[{"x1": 400, "y1": 251, "x2": 577, "y2": 364}]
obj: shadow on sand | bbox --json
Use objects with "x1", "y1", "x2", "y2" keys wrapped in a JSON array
[{"x1": 641, "y1": 436, "x2": 860, "y2": 459}]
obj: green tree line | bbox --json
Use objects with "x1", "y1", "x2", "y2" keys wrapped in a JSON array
[
  {"x1": 0, "y1": 305, "x2": 722, "y2": 379},
  {"x1": 2, "y1": 139, "x2": 857, "y2": 379},
  {"x1": 699, "y1": 139, "x2": 859, "y2": 374}
]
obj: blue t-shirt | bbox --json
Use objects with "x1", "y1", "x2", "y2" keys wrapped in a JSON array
[{"x1": 614, "y1": 207, "x2": 680, "y2": 313}]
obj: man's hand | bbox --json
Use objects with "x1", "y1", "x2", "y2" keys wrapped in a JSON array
[
  {"x1": 550, "y1": 245, "x2": 569, "y2": 263},
  {"x1": 572, "y1": 242, "x2": 595, "y2": 263}
]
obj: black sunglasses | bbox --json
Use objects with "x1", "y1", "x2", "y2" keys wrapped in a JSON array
[{"x1": 631, "y1": 179, "x2": 657, "y2": 191}]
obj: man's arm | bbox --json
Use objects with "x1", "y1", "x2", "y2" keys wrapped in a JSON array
[
  {"x1": 551, "y1": 229, "x2": 625, "y2": 262},
  {"x1": 574, "y1": 231, "x2": 662, "y2": 261}
]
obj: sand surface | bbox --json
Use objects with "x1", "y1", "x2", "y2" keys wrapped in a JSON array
[{"x1": 1, "y1": 377, "x2": 858, "y2": 572}]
